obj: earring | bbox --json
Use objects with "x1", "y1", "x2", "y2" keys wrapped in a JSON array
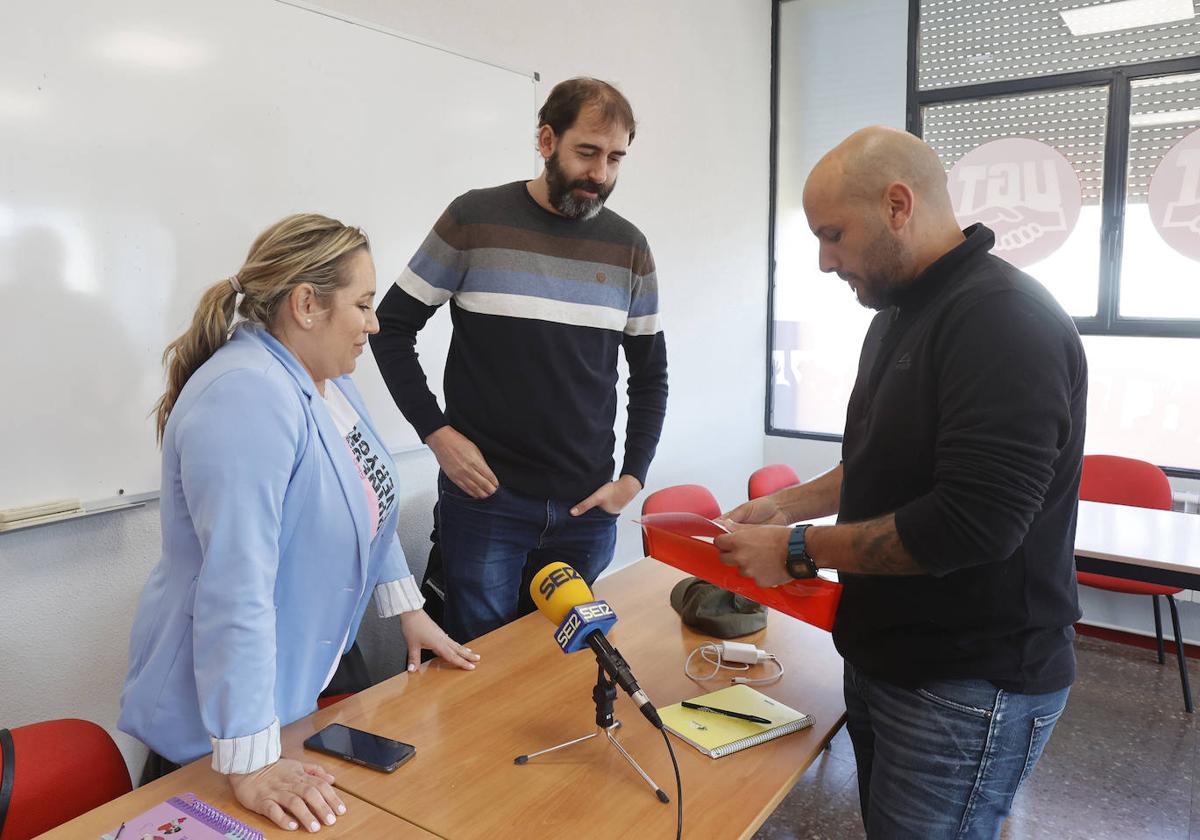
[{"x1": 305, "y1": 318, "x2": 312, "y2": 325}]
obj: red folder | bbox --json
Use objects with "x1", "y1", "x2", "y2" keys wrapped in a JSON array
[{"x1": 639, "y1": 512, "x2": 843, "y2": 632}]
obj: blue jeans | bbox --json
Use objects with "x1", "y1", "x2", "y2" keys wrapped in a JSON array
[
  {"x1": 437, "y1": 472, "x2": 618, "y2": 643},
  {"x1": 843, "y1": 660, "x2": 1069, "y2": 840}
]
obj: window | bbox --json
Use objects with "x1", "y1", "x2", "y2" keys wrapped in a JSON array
[
  {"x1": 917, "y1": 0, "x2": 1200, "y2": 90},
  {"x1": 769, "y1": 0, "x2": 907, "y2": 440},
  {"x1": 1121, "y1": 72, "x2": 1200, "y2": 319},
  {"x1": 768, "y1": 0, "x2": 1200, "y2": 474},
  {"x1": 1081, "y1": 334, "x2": 1200, "y2": 469},
  {"x1": 912, "y1": 0, "x2": 1200, "y2": 336},
  {"x1": 922, "y1": 86, "x2": 1110, "y2": 317}
]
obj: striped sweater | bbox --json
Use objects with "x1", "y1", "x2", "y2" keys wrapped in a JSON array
[{"x1": 371, "y1": 180, "x2": 668, "y2": 502}]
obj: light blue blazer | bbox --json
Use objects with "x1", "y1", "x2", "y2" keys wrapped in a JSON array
[{"x1": 119, "y1": 323, "x2": 415, "y2": 766}]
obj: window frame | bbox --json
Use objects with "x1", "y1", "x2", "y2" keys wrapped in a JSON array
[
  {"x1": 910, "y1": 54, "x2": 1200, "y2": 338},
  {"x1": 765, "y1": 0, "x2": 1200, "y2": 479}
]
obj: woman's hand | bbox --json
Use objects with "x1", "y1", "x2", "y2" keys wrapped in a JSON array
[
  {"x1": 228, "y1": 758, "x2": 345, "y2": 832},
  {"x1": 399, "y1": 608, "x2": 481, "y2": 671}
]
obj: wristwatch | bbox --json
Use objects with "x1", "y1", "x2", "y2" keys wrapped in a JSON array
[{"x1": 785, "y1": 524, "x2": 818, "y2": 579}]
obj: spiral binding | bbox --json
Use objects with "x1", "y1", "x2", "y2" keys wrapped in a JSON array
[
  {"x1": 709, "y1": 715, "x2": 813, "y2": 758},
  {"x1": 168, "y1": 793, "x2": 264, "y2": 840}
]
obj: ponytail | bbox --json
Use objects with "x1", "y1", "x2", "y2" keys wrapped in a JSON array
[{"x1": 153, "y1": 278, "x2": 239, "y2": 442}]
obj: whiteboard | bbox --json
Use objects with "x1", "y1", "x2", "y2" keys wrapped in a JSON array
[{"x1": 0, "y1": 0, "x2": 535, "y2": 509}]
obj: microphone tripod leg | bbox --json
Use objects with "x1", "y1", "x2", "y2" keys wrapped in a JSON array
[
  {"x1": 513, "y1": 664, "x2": 669, "y2": 804},
  {"x1": 604, "y1": 725, "x2": 670, "y2": 804},
  {"x1": 514, "y1": 726, "x2": 610, "y2": 764}
]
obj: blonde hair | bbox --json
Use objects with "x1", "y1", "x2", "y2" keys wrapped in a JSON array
[{"x1": 154, "y1": 213, "x2": 369, "y2": 442}]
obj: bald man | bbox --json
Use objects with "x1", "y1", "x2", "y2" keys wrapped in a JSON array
[{"x1": 719, "y1": 127, "x2": 1087, "y2": 839}]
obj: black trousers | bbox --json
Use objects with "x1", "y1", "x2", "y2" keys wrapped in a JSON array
[
  {"x1": 139, "y1": 750, "x2": 180, "y2": 786},
  {"x1": 138, "y1": 643, "x2": 374, "y2": 786}
]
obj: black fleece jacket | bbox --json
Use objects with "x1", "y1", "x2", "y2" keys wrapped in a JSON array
[{"x1": 835, "y1": 224, "x2": 1088, "y2": 694}]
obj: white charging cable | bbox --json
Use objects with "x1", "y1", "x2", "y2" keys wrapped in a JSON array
[{"x1": 684, "y1": 641, "x2": 784, "y2": 685}]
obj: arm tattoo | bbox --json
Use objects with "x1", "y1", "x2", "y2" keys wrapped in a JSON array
[{"x1": 847, "y1": 515, "x2": 924, "y2": 576}]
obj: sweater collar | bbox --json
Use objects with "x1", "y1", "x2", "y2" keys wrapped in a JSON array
[{"x1": 890, "y1": 223, "x2": 994, "y2": 312}]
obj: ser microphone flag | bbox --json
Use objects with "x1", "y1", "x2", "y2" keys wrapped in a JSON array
[{"x1": 530, "y1": 562, "x2": 662, "y2": 729}]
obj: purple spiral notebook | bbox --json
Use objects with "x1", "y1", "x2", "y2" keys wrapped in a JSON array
[{"x1": 100, "y1": 792, "x2": 263, "y2": 840}]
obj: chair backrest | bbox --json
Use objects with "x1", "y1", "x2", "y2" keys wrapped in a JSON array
[
  {"x1": 640, "y1": 484, "x2": 722, "y2": 554},
  {"x1": 748, "y1": 464, "x2": 801, "y2": 500},
  {"x1": 1080, "y1": 454, "x2": 1173, "y2": 511},
  {"x1": 317, "y1": 692, "x2": 353, "y2": 710},
  {"x1": 0, "y1": 719, "x2": 132, "y2": 840},
  {"x1": 641, "y1": 484, "x2": 722, "y2": 519}
]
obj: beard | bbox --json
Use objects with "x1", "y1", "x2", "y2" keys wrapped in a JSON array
[
  {"x1": 545, "y1": 150, "x2": 614, "y2": 220},
  {"x1": 845, "y1": 225, "x2": 908, "y2": 310}
]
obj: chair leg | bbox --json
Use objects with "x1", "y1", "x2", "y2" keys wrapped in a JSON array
[
  {"x1": 1165, "y1": 595, "x2": 1194, "y2": 714},
  {"x1": 1153, "y1": 594, "x2": 1165, "y2": 664}
]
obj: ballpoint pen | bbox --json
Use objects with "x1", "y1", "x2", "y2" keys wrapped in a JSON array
[
  {"x1": 680, "y1": 701, "x2": 771, "y2": 725},
  {"x1": 113, "y1": 823, "x2": 126, "y2": 839}
]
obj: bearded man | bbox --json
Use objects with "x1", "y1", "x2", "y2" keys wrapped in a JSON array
[{"x1": 372, "y1": 77, "x2": 667, "y2": 643}]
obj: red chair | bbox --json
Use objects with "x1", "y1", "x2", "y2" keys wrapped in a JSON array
[
  {"x1": 642, "y1": 484, "x2": 722, "y2": 519},
  {"x1": 0, "y1": 719, "x2": 132, "y2": 840},
  {"x1": 317, "y1": 693, "x2": 353, "y2": 710},
  {"x1": 748, "y1": 464, "x2": 801, "y2": 500},
  {"x1": 1076, "y1": 455, "x2": 1192, "y2": 713},
  {"x1": 640, "y1": 484, "x2": 722, "y2": 555}
]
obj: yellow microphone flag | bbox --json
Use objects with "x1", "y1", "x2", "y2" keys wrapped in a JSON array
[{"x1": 529, "y1": 562, "x2": 595, "y2": 625}]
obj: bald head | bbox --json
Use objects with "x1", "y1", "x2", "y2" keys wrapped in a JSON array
[
  {"x1": 800, "y1": 127, "x2": 967, "y2": 310},
  {"x1": 806, "y1": 126, "x2": 954, "y2": 219}
]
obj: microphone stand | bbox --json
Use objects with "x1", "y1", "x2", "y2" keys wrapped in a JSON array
[{"x1": 514, "y1": 659, "x2": 670, "y2": 803}]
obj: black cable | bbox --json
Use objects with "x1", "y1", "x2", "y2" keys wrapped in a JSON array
[{"x1": 660, "y1": 727, "x2": 682, "y2": 840}]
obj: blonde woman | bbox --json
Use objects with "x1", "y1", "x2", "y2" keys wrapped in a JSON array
[{"x1": 120, "y1": 215, "x2": 479, "y2": 833}]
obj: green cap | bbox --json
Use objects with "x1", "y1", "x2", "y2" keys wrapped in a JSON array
[{"x1": 669, "y1": 576, "x2": 767, "y2": 639}]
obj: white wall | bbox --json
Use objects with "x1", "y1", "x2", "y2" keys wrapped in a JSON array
[{"x1": 0, "y1": 0, "x2": 772, "y2": 778}]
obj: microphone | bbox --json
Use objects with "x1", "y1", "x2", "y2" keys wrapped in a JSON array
[{"x1": 530, "y1": 562, "x2": 663, "y2": 729}]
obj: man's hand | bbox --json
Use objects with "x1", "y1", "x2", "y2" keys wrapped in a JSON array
[
  {"x1": 721, "y1": 496, "x2": 790, "y2": 526},
  {"x1": 714, "y1": 525, "x2": 793, "y2": 588},
  {"x1": 228, "y1": 758, "x2": 345, "y2": 833},
  {"x1": 426, "y1": 425, "x2": 498, "y2": 498},
  {"x1": 571, "y1": 475, "x2": 643, "y2": 516}
]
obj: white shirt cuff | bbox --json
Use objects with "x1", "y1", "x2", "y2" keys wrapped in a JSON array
[
  {"x1": 375, "y1": 575, "x2": 425, "y2": 617},
  {"x1": 211, "y1": 718, "x2": 281, "y2": 775}
]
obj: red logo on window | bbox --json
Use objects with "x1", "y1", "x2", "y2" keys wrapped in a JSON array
[
  {"x1": 948, "y1": 138, "x2": 1082, "y2": 268},
  {"x1": 1149, "y1": 127, "x2": 1200, "y2": 262}
]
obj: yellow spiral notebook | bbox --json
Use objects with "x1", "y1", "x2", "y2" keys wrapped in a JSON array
[{"x1": 659, "y1": 684, "x2": 813, "y2": 758}]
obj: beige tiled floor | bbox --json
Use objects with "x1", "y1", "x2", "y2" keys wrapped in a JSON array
[{"x1": 756, "y1": 634, "x2": 1199, "y2": 840}]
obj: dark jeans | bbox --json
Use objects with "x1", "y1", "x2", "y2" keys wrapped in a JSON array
[
  {"x1": 437, "y1": 472, "x2": 618, "y2": 643},
  {"x1": 843, "y1": 660, "x2": 1069, "y2": 839}
]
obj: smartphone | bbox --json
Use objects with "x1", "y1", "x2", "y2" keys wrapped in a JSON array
[{"x1": 303, "y1": 723, "x2": 415, "y2": 772}]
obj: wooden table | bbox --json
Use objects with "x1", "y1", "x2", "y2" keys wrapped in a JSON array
[
  {"x1": 287, "y1": 559, "x2": 847, "y2": 840},
  {"x1": 1075, "y1": 500, "x2": 1200, "y2": 588},
  {"x1": 34, "y1": 748, "x2": 438, "y2": 839}
]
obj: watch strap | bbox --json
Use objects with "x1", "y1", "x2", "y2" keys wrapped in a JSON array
[{"x1": 786, "y1": 524, "x2": 817, "y2": 579}]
